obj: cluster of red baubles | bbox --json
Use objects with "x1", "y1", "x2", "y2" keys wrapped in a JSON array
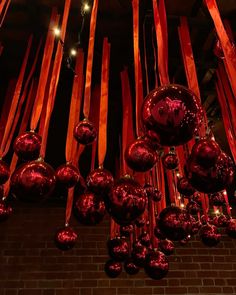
[{"x1": 0, "y1": 84, "x2": 235, "y2": 280}]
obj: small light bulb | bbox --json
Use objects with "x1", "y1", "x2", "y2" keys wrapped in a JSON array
[
  {"x1": 230, "y1": 207, "x2": 232, "y2": 210},
  {"x1": 176, "y1": 172, "x2": 180, "y2": 178},
  {"x1": 70, "y1": 48, "x2": 77, "y2": 56},
  {"x1": 53, "y1": 27, "x2": 61, "y2": 37},
  {"x1": 223, "y1": 191, "x2": 227, "y2": 196},
  {"x1": 180, "y1": 203, "x2": 184, "y2": 208},
  {"x1": 215, "y1": 209, "x2": 220, "y2": 215},
  {"x1": 177, "y1": 196, "x2": 181, "y2": 200},
  {"x1": 83, "y1": 3, "x2": 90, "y2": 12}
]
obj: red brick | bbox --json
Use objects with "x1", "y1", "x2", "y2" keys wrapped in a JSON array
[
  {"x1": 165, "y1": 287, "x2": 188, "y2": 294},
  {"x1": 199, "y1": 287, "x2": 222, "y2": 293}
]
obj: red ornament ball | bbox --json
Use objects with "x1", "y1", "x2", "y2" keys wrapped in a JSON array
[
  {"x1": 10, "y1": 159, "x2": 56, "y2": 201},
  {"x1": 132, "y1": 242, "x2": 149, "y2": 267},
  {"x1": 200, "y1": 224, "x2": 221, "y2": 247},
  {"x1": 124, "y1": 259, "x2": 140, "y2": 275},
  {"x1": 0, "y1": 186, "x2": 3, "y2": 199},
  {"x1": 135, "y1": 217, "x2": 146, "y2": 228},
  {"x1": 154, "y1": 226, "x2": 166, "y2": 240},
  {"x1": 86, "y1": 168, "x2": 114, "y2": 195},
  {"x1": 104, "y1": 260, "x2": 122, "y2": 278},
  {"x1": 186, "y1": 201, "x2": 200, "y2": 215},
  {"x1": 107, "y1": 237, "x2": 129, "y2": 262},
  {"x1": 144, "y1": 184, "x2": 162, "y2": 202},
  {"x1": 13, "y1": 131, "x2": 41, "y2": 161},
  {"x1": 177, "y1": 177, "x2": 196, "y2": 197},
  {"x1": 212, "y1": 215, "x2": 229, "y2": 228},
  {"x1": 162, "y1": 153, "x2": 179, "y2": 170},
  {"x1": 0, "y1": 160, "x2": 10, "y2": 185},
  {"x1": 54, "y1": 226, "x2": 78, "y2": 251},
  {"x1": 226, "y1": 219, "x2": 236, "y2": 239},
  {"x1": 74, "y1": 119, "x2": 97, "y2": 145},
  {"x1": 141, "y1": 84, "x2": 203, "y2": 146},
  {"x1": 138, "y1": 231, "x2": 151, "y2": 247},
  {"x1": 159, "y1": 239, "x2": 174, "y2": 256},
  {"x1": 56, "y1": 163, "x2": 80, "y2": 188},
  {"x1": 106, "y1": 176, "x2": 147, "y2": 225},
  {"x1": 74, "y1": 192, "x2": 106, "y2": 225},
  {"x1": 209, "y1": 192, "x2": 226, "y2": 207},
  {"x1": 125, "y1": 138, "x2": 157, "y2": 172},
  {"x1": 120, "y1": 224, "x2": 133, "y2": 237},
  {"x1": 0, "y1": 200, "x2": 12, "y2": 222},
  {"x1": 145, "y1": 250, "x2": 169, "y2": 280}
]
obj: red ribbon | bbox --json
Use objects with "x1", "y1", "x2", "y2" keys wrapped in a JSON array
[{"x1": 0, "y1": 0, "x2": 10, "y2": 28}]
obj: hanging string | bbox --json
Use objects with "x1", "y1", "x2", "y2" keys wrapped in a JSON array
[
  {"x1": 0, "y1": 35, "x2": 33, "y2": 158},
  {"x1": 0, "y1": 43, "x2": 3, "y2": 56},
  {"x1": 151, "y1": 26, "x2": 158, "y2": 88},
  {"x1": 83, "y1": 0, "x2": 99, "y2": 118},
  {"x1": 98, "y1": 38, "x2": 111, "y2": 167},
  {"x1": 143, "y1": 19, "x2": 149, "y2": 95}
]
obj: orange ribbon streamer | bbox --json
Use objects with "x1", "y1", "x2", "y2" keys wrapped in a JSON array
[
  {"x1": 143, "y1": 21, "x2": 149, "y2": 95},
  {"x1": 0, "y1": 35, "x2": 32, "y2": 157},
  {"x1": 83, "y1": 0, "x2": 99, "y2": 118},
  {"x1": 40, "y1": 0, "x2": 71, "y2": 158},
  {"x1": 98, "y1": 38, "x2": 111, "y2": 167},
  {"x1": 0, "y1": 0, "x2": 10, "y2": 28},
  {"x1": 205, "y1": 0, "x2": 236, "y2": 98}
]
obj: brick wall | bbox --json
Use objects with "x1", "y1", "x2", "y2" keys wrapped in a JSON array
[{"x1": 0, "y1": 204, "x2": 236, "y2": 295}]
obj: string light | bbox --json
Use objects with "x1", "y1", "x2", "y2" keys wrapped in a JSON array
[
  {"x1": 214, "y1": 209, "x2": 220, "y2": 215},
  {"x1": 83, "y1": 3, "x2": 90, "y2": 12},
  {"x1": 70, "y1": 48, "x2": 77, "y2": 56},
  {"x1": 180, "y1": 203, "x2": 185, "y2": 208},
  {"x1": 177, "y1": 196, "x2": 181, "y2": 200},
  {"x1": 53, "y1": 27, "x2": 61, "y2": 37},
  {"x1": 176, "y1": 172, "x2": 180, "y2": 178}
]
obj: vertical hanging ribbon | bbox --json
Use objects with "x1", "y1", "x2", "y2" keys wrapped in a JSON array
[
  {"x1": 0, "y1": 0, "x2": 10, "y2": 28},
  {"x1": 0, "y1": 35, "x2": 32, "y2": 157},
  {"x1": 151, "y1": 26, "x2": 158, "y2": 88},
  {"x1": 159, "y1": 0, "x2": 168, "y2": 79},
  {"x1": 98, "y1": 38, "x2": 111, "y2": 167},
  {"x1": 0, "y1": 43, "x2": 3, "y2": 56},
  {"x1": 83, "y1": 0, "x2": 99, "y2": 118},
  {"x1": 143, "y1": 21, "x2": 149, "y2": 95},
  {"x1": 30, "y1": 8, "x2": 59, "y2": 131},
  {"x1": 205, "y1": 0, "x2": 236, "y2": 98},
  {"x1": 40, "y1": 0, "x2": 71, "y2": 158}
]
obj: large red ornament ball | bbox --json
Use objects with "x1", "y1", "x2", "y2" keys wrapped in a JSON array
[
  {"x1": 157, "y1": 206, "x2": 193, "y2": 241},
  {"x1": 56, "y1": 163, "x2": 80, "y2": 188},
  {"x1": 74, "y1": 192, "x2": 106, "y2": 225},
  {"x1": 124, "y1": 259, "x2": 140, "y2": 275},
  {"x1": 141, "y1": 84, "x2": 203, "y2": 146},
  {"x1": 226, "y1": 219, "x2": 236, "y2": 239},
  {"x1": 13, "y1": 131, "x2": 41, "y2": 161},
  {"x1": 0, "y1": 160, "x2": 10, "y2": 185},
  {"x1": 107, "y1": 237, "x2": 129, "y2": 261},
  {"x1": 159, "y1": 239, "x2": 174, "y2": 256},
  {"x1": 145, "y1": 250, "x2": 169, "y2": 280},
  {"x1": 54, "y1": 226, "x2": 78, "y2": 251},
  {"x1": 209, "y1": 192, "x2": 226, "y2": 207},
  {"x1": 144, "y1": 184, "x2": 162, "y2": 202},
  {"x1": 162, "y1": 153, "x2": 179, "y2": 170},
  {"x1": 177, "y1": 177, "x2": 196, "y2": 197},
  {"x1": 104, "y1": 260, "x2": 122, "y2": 278},
  {"x1": 200, "y1": 224, "x2": 221, "y2": 247},
  {"x1": 86, "y1": 168, "x2": 114, "y2": 195},
  {"x1": 74, "y1": 119, "x2": 97, "y2": 145},
  {"x1": 131, "y1": 242, "x2": 149, "y2": 267},
  {"x1": 10, "y1": 159, "x2": 56, "y2": 201},
  {"x1": 106, "y1": 176, "x2": 147, "y2": 225},
  {"x1": 125, "y1": 138, "x2": 157, "y2": 172},
  {"x1": 0, "y1": 200, "x2": 12, "y2": 222},
  {"x1": 154, "y1": 226, "x2": 166, "y2": 240},
  {"x1": 120, "y1": 224, "x2": 133, "y2": 237}
]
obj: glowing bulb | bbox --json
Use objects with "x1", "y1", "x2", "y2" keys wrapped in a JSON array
[
  {"x1": 180, "y1": 203, "x2": 185, "y2": 208},
  {"x1": 215, "y1": 209, "x2": 220, "y2": 215},
  {"x1": 177, "y1": 196, "x2": 181, "y2": 200},
  {"x1": 176, "y1": 172, "x2": 180, "y2": 178},
  {"x1": 230, "y1": 207, "x2": 232, "y2": 210},
  {"x1": 83, "y1": 3, "x2": 90, "y2": 12},
  {"x1": 223, "y1": 191, "x2": 227, "y2": 196},
  {"x1": 53, "y1": 27, "x2": 61, "y2": 37},
  {"x1": 70, "y1": 48, "x2": 77, "y2": 56}
]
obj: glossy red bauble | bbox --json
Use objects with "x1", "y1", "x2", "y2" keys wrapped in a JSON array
[
  {"x1": 212, "y1": 215, "x2": 229, "y2": 228},
  {"x1": 132, "y1": 242, "x2": 149, "y2": 267},
  {"x1": 145, "y1": 250, "x2": 169, "y2": 280},
  {"x1": 106, "y1": 176, "x2": 147, "y2": 225},
  {"x1": 154, "y1": 226, "x2": 166, "y2": 240},
  {"x1": 209, "y1": 192, "x2": 226, "y2": 206},
  {"x1": 144, "y1": 184, "x2": 162, "y2": 202},
  {"x1": 226, "y1": 219, "x2": 236, "y2": 239},
  {"x1": 74, "y1": 192, "x2": 106, "y2": 225},
  {"x1": 13, "y1": 131, "x2": 41, "y2": 161},
  {"x1": 10, "y1": 160, "x2": 56, "y2": 201},
  {"x1": 104, "y1": 260, "x2": 122, "y2": 278},
  {"x1": 138, "y1": 232, "x2": 151, "y2": 247},
  {"x1": 54, "y1": 226, "x2": 78, "y2": 251},
  {"x1": 0, "y1": 201, "x2": 12, "y2": 222},
  {"x1": 190, "y1": 221, "x2": 202, "y2": 235},
  {"x1": 124, "y1": 259, "x2": 140, "y2": 275},
  {"x1": 135, "y1": 217, "x2": 146, "y2": 228},
  {"x1": 125, "y1": 138, "x2": 157, "y2": 172},
  {"x1": 0, "y1": 160, "x2": 10, "y2": 185},
  {"x1": 200, "y1": 224, "x2": 221, "y2": 247},
  {"x1": 120, "y1": 224, "x2": 133, "y2": 237},
  {"x1": 162, "y1": 153, "x2": 179, "y2": 170},
  {"x1": 74, "y1": 119, "x2": 97, "y2": 145},
  {"x1": 186, "y1": 201, "x2": 200, "y2": 215},
  {"x1": 56, "y1": 163, "x2": 80, "y2": 188},
  {"x1": 159, "y1": 239, "x2": 174, "y2": 256},
  {"x1": 107, "y1": 237, "x2": 129, "y2": 262},
  {"x1": 177, "y1": 177, "x2": 196, "y2": 197},
  {"x1": 141, "y1": 84, "x2": 203, "y2": 146},
  {"x1": 86, "y1": 168, "x2": 114, "y2": 195}
]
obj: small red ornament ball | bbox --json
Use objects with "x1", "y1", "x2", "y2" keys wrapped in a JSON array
[
  {"x1": 56, "y1": 163, "x2": 80, "y2": 188},
  {"x1": 138, "y1": 231, "x2": 151, "y2": 247},
  {"x1": 13, "y1": 131, "x2": 41, "y2": 161},
  {"x1": 0, "y1": 160, "x2": 10, "y2": 185},
  {"x1": 106, "y1": 176, "x2": 147, "y2": 225},
  {"x1": 144, "y1": 184, "x2": 162, "y2": 202},
  {"x1": 74, "y1": 119, "x2": 97, "y2": 145},
  {"x1": 55, "y1": 226, "x2": 77, "y2": 251},
  {"x1": 0, "y1": 200, "x2": 12, "y2": 222},
  {"x1": 177, "y1": 177, "x2": 196, "y2": 197},
  {"x1": 125, "y1": 138, "x2": 157, "y2": 172},
  {"x1": 104, "y1": 260, "x2": 122, "y2": 278},
  {"x1": 226, "y1": 219, "x2": 236, "y2": 239},
  {"x1": 107, "y1": 237, "x2": 129, "y2": 262},
  {"x1": 86, "y1": 168, "x2": 114, "y2": 195},
  {"x1": 162, "y1": 153, "x2": 179, "y2": 170},
  {"x1": 145, "y1": 250, "x2": 169, "y2": 280},
  {"x1": 131, "y1": 242, "x2": 149, "y2": 267},
  {"x1": 124, "y1": 259, "x2": 140, "y2": 275},
  {"x1": 200, "y1": 224, "x2": 221, "y2": 247},
  {"x1": 74, "y1": 192, "x2": 106, "y2": 225},
  {"x1": 186, "y1": 201, "x2": 200, "y2": 215},
  {"x1": 209, "y1": 192, "x2": 226, "y2": 206},
  {"x1": 10, "y1": 159, "x2": 56, "y2": 201},
  {"x1": 120, "y1": 224, "x2": 133, "y2": 237},
  {"x1": 141, "y1": 84, "x2": 203, "y2": 146},
  {"x1": 159, "y1": 239, "x2": 174, "y2": 256},
  {"x1": 135, "y1": 217, "x2": 146, "y2": 228}
]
